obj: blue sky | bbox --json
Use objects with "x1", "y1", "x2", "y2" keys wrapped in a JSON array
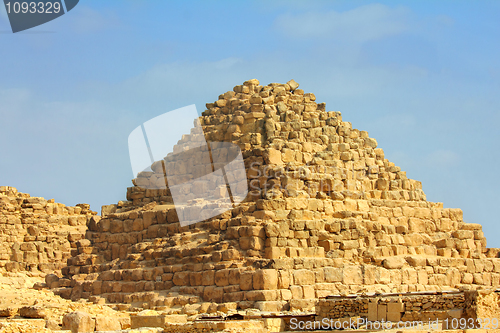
[{"x1": 1, "y1": 1, "x2": 500, "y2": 246}]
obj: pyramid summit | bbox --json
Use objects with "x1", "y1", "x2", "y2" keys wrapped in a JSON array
[{"x1": 43, "y1": 79, "x2": 499, "y2": 313}]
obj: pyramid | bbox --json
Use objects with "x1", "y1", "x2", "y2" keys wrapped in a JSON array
[{"x1": 52, "y1": 79, "x2": 500, "y2": 313}]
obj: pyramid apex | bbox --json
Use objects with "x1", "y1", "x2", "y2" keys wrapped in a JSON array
[
  {"x1": 243, "y1": 79, "x2": 260, "y2": 86},
  {"x1": 286, "y1": 79, "x2": 299, "y2": 90}
]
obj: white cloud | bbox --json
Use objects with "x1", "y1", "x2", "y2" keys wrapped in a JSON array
[{"x1": 274, "y1": 4, "x2": 409, "y2": 42}]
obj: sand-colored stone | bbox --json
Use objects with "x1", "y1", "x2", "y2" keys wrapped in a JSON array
[{"x1": 2, "y1": 79, "x2": 500, "y2": 332}]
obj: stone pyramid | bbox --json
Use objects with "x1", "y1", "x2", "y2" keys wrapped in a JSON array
[{"x1": 52, "y1": 79, "x2": 500, "y2": 313}]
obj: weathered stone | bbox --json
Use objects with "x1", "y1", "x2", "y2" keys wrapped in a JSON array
[
  {"x1": 383, "y1": 257, "x2": 406, "y2": 269},
  {"x1": 94, "y1": 316, "x2": 121, "y2": 331},
  {"x1": 253, "y1": 270, "x2": 278, "y2": 290},
  {"x1": 62, "y1": 311, "x2": 95, "y2": 333},
  {"x1": 19, "y1": 306, "x2": 46, "y2": 319}
]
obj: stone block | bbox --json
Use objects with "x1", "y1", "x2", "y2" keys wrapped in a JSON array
[
  {"x1": 266, "y1": 148, "x2": 283, "y2": 165},
  {"x1": 343, "y1": 266, "x2": 363, "y2": 285},
  {"x1": 95, "y1": 316, "x2": 121, "y2": 331},
  {"x1": 324, "y1": 267, "x2": 343, "y2": 283},
  {"x1": 383, "y1": 257, "x2": 405, "y2": 269},
  {"x1": 293, "y1": 269, "x2": 315, "y2": 285},
  {"x1": 406, "y1": 256, "x2": 427, "y2": 267},
  {"x1": 341, "y1": 240, "x2": 359, "y2": 250},
  {"x1": 240, "y1": 271, "x2": 253, "y2": 291},
  {"x1": 203, "y1": 286, "x2": 224, "y2": 303},
  {"x1": 387, "y1": 301, "x2": 404, "y2": 313},
  {"x1": 0, "y1": 307, "x2": 18, "y2": 317},
  {"x1": 245, "y1": 290, "x2": 277, "y2": 301},
  {"x1": 386, "y1": 311, "x2": 401, "y2": 322},
  {"x1": 19, "y1": 306, "x2": 46, "y2": 319},
  {"x1": 255, "y1": 301, "x2": 286, "y2": 314},
  {"x1": 201, "y1": 270, "x2": 215, "y2": 286},
  {"x1": 302, "y1": 285, "x2": 315, "y2": 299},
  {"x1": 215, "y1": 269, "x2": 230, "y2": 287},
  {"x1": 62, "y1": 311, "x2": 95, "y2": 333},
  {"x1": 131, "y1": 314, "x2": 187, "y2": 329},
  {"x1": 377, "y1": 304, "x2": 387, "y2": 321},
  {"x1": 253, "y1": 269, "x2": 278, "y2": 290},
  {"x1": 368, "y1": 301, "x2": 378, "y2": 321}
]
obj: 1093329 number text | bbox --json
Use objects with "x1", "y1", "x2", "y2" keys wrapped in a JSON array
[{"x1": 5, "y1": 2, "x2": 61, "y2": 14}]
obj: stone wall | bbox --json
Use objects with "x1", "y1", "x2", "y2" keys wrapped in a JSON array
[
  {"x1": 317, "y1": 291, "x2": 465, "y2": 323},
  {"x1": 317, "y1": 289, "x2": 500, "y2": 330},
  {"x1": 0, "y1": 186, "x2": 96, "y2": 273}
]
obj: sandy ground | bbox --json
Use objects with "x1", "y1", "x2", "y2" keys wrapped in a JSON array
[{"x1": 0, "y1": 272, "x2": 128, "y2": 332}]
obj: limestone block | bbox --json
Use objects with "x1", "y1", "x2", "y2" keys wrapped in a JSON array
[
  {"x1": 376, "y1": 267, "x2": 391, "y2": 284},
  {"x1": 343, "y1": 266, "x2": 363, "y2": 285},
  {"x1": 240, "y1": 271, "x2": 253, "y2": 291},
  {"x1": 19, "y1": 306, "x2": 46, "y2": 319},
  {"x1": 281, "y1": 289, "x2": 292, "y2": 300},
  {"x1": 324, "y1": 267, "x2": 343, "y2": 283},
  {"x1": 402, "y1": 268, "x2": 418, "y2": 284},
  {"x1": 173, "y1": 272, "x2": 190, "y2": 286},
  {"x1": 245, "y1": 290, "x2": 277, "y2": 301},
  {"x1": 290, "y1": 285, "x2": 303, "y2": 299},
  {"x1": 367, "y1": 301, "x2": 378, "y2": 321},
  {"x1": 287, "y1": 79, "x2": 299, "y2": 90},
  {"x1": 228, "y1": 269, "x2": 240, "y2": 285},
  {"x1": 265, "y1": 247, "x2": 283, "y2": 259},
  {"x1": 376, "y1": 179, "x2": 389, "y2": 190},
  {"x1": 408, "y1": 218, "x2": 425, "y2": 233},
  {"x1": 278, "y1": 271, "x2": 290, "y2": 289},
  {"x1": 386, "y1": 311, "x2": 401, "y2": 322},
  {"x1": 293, "y1": 269, "x2": 315, "y2": 285},
  {"x1": 387, "y1": 301, "x2": 404, "y2": 313},
  {"x1": 406, "y1": 256, "x2": 427, "y2": 267},
  {"x1": 45, "y1": 273, "x2": 59, "y2": 286},
  {"x1": 357, "y1": 200, "x2": 370, "y2": 212},
  {"x1": 131, "y1": 314, "x2": 187, "y2": 329},
  {"x1": 202, "y1": 270, "x2": 215, "y2": 286},
  {"x1": 383, "y1": 257, "x2": 405, "y2": 269},
  {"x1": 253, "y1": 269, "x2": 278, "y2": 290},
  {"x1": 452, "y1": 230, "x2": 474, "y2": 239},
  {"x1": 203, "y1": 286, "x2": 224, "y2": 303},
  {"x1": 249, "y1": 95, "x2": 263, "y2": 104},
  {"x1": 303, "y1": 285, "x2": 315, "y2": 299},
  {"x1": 62, "y1": 311, "x2": 95, "y2": 333},
  {"x1": 0, "y1": 307, "x2": 18, "y2": 317},
  {"x1": 377, "y1": 304, "x2": 387, "y2": 321},
  {"x1": 341, "y1": 240, "x2": 359, "y2": 250},
  {"x1": 215, "y1": 269, "x2": 230, "y2": 287},
  {"x1": 95, "y1": 316, "x2": 121, "y2": 331}
]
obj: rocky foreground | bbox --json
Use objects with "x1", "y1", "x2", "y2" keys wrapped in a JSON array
[{"x1": 0, "y1": 271, "x2": 290, "y2": 332}]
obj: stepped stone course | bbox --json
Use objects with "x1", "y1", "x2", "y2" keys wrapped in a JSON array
[
  {"x1": 0, "y1": 186, "x2": 96, "y2": 273},
  {"x1": 5, "y1": 79, "x2": 500, "y2": 320}
]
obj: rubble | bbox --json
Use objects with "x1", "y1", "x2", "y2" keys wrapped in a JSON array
[{"x1": 0, "y1": 186, "x2": 96, "y2": 274}]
